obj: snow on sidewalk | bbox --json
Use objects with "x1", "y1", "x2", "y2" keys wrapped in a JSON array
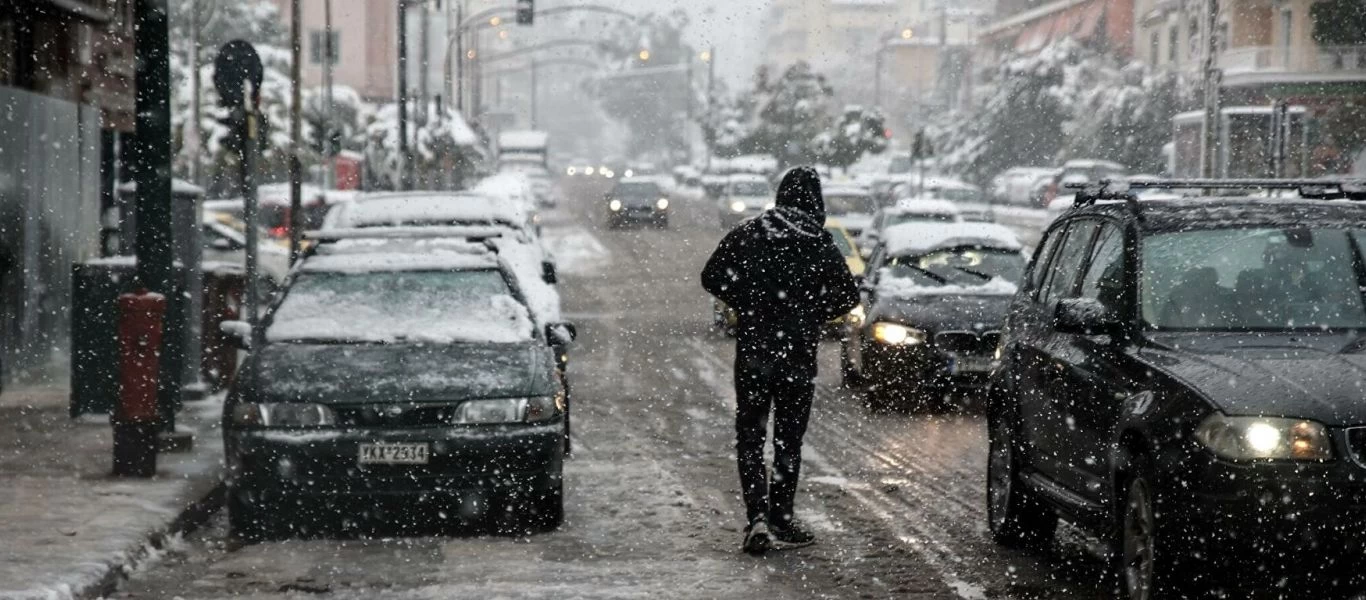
[{"x1": 0, "y1": 384, "x2": 224, "y2": 600}]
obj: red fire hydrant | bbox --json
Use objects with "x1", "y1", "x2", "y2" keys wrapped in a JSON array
[{"x1": 112, "y1": 288, "x2": 166, "y2": 477}]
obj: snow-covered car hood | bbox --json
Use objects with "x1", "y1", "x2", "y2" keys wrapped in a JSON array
[
  {"x1": 832, "y1": 214, "x2": 873, "y2": 235},
  {"x1": 246, "y1": 342, "x2": 557, "y2": 404},
  {"x1": 1140, "y1": 332, "x2": 1366, "y2": 426},
  {"x1": 869, "y1": 293, "x2": 1013, "y2": 333}
]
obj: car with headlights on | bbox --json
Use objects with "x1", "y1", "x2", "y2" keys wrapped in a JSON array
[
  {"x1": 842, "y1": 221, "x2": 1025, "y2": 411},
  {"x1": 717, "y1": 174, "x2": 774, "y2": 229},
  {"x1": 987, "y1": 179, "x2": 1366, "y2": 599},
  {"x1": 604, "y1": 178, "x2": 671, "y2": 229},
  {"x1": 822, "y1": 184, "x2": 879, "y2": 239},
  {"x1": 220, "y1": 243, "x2": 576, "y2": 540}
]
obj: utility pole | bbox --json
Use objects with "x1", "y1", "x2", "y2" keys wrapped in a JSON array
[
  {"x1": 453, "y1": 0, "x2": 465, "y2": 117},
  {"x1": 530, "y1": 57, "x2": 538, "y2": 129},
  {"x1": 1200, "y1": 0, "x2": 1223, "y2": 179},
  {"x1": 398, "y1": 1, "x2": 411, "y2": 190},
  {"x1": 323, "y1": 0, "x2": 335, "y2": 190},
  {"x1": 288, "y1": 0, "x2": 303, "y2": 264},
  {"x1": 705, "y1": 46, "x2": 715, "y2": 170},
  {"x1": 189, "y1": 0, "x2": 202, "y2": 188},
  {"x1": 419, "y1": 2, "x2": 430, "y2": 125}
]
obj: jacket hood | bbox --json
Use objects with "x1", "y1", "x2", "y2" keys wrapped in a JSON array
[
  {"x1": 777, "y1": 166, "x2": 825, "y2": 222},
  {"x1": 1141, "y1": 332, "x2": 1366, "y2": 426}
]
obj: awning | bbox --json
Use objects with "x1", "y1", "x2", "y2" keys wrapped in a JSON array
[
  {"x1": 1074, "y1": 1, "x2": 1106, "y2": 41},
  {"x1": 1008, "y1": 0, "x2": 1108, "y2": 52},
  {"x1": 29, "y1": 0, "x2": 112, "y2": 23}
]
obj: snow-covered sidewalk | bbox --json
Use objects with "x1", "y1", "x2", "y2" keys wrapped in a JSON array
[{"x1": 0, "y1": 383, "x2": 224, "y2": 600}]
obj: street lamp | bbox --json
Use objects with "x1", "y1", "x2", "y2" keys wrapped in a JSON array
[
  {"x1": 873, "y1": 28, "x2": 911, "y2": 111},
  {"x1": 638, "y1": 49, "x2": 651, "y2": 61},
  {"x1": 699, "y1": 49, "x2": 712, "y2": 63}
]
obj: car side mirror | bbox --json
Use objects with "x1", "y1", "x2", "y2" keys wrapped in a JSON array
[
  {"x1": 546, "y1": 322, "x2": 577, "y2": 346},
  {"x1": 542, "y1": 261, "x2": 558, "y2": 285},
  {"x1": 219, "y1": 320, "x2": 253, "y2": 350},
  {"x1": 1054, "y1": 298, "x2": 1122, "y2": 336}
]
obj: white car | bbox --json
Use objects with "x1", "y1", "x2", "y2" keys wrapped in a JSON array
[
  {"x1": 717, "y1": 174, "x2": 774, "y2": 229},
  {"x1": 822, "y1": 184, "x2": 878, "y2": 239},
  {"x1": 857, "y1": 198, "x2": 963, "y2": 254}
]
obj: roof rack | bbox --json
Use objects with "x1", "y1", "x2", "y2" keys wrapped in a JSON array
[{"x1": 1067, "y1": 178, "x2": 1366, "y2": 207}]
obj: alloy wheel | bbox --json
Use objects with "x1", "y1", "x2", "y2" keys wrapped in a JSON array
[{"x1": 1123, "y1": 478, "x2": 1157, "y2": 600}]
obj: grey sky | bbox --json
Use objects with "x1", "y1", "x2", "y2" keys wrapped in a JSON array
[{"x1": 592, "y1": 0, "x2": 773, "y2": 87}]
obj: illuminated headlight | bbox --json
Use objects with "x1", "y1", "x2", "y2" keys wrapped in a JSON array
[
  {"x1": 730, "y1": 200, "x2": 746, "y2": 213},
  {"x1": 871, "y1": 322, "x2": 925, "y2": 346},
  {"x1": 585, "y1": 166, "x2": 595, "y2": 175},
  {"x1": 230, "y1": 403, "x2": 337, "y2": 428},
  {"x1": 848, "y1": 304, "x2": 866, "y2": 325},
  {"x1": 604, "y1": 170, "x2": 615, "y2": 179},
  {"x1": 452, "y1": 397, "x2": 560, "y2": 424},
  {"x1": 566, "y1": 167, "x2": 577, "y2": 176},
  {"x1": 625, "y1": 169, "x2": 635, "y2": 178},
  {"x1": 656, "y1": 198, "x2": 670, "y2": 210},
  {"x1": 765, "y1": 202, "x2": 776, "y2": 210},
  {"x1": 1194, "y1": 414, "x2": 1333, "y2": 461},
  {"x1": 608, "y1": 199, "x2": 623, "y2": 212}
]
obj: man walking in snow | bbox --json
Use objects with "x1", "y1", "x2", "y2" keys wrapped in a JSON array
[{"x1": 701, "y1": 166, "x2": 860, "y2": 555}]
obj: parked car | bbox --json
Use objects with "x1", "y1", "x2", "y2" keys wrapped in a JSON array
[
  {"x1": 987, "y1": 180, "x2": 1366, "y2": 598},
  {"x1": 221, "y1": 241, "x2": 576, "y2": 539},
  {"x1": 822, "y1": 184, "x2": 879, "y2": 239},
  {"x1": 604, "y1": 178, "x2": 671, "y2": 229},
  {"x1": 857, "y1": 198, "x2": 963, "y2": 254},
  {"x1": 717, "y1": 174, "x2": 774, "y2": 229},
  {"x1": 991, "y1": 167, "x2": 1059, "y2": 206},
  {"x1": 1042, "y1": 159, "x2": 1126, "y2": 206},
  {"x1": 842, "y1": 222, "x2": 1025, "y2": 410},
  {"x1": 202, "y1": 210, "x2": 291, "y2": 287}
]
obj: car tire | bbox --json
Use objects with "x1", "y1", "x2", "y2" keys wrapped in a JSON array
[
  {"x1": 227, "y1": 488, "x2": 278, "y2": 542},
  {"x1": 986, "y1": 411, "x2": 1058, "y2": 550},
  {"x1": 1115, "y1": 459, "x2": 1178, "y2": 600}
]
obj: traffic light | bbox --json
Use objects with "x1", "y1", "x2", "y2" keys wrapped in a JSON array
[{"x1": 516, "y1": 0, "x2": 533, "y2": 25}]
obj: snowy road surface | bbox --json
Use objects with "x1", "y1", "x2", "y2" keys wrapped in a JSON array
[{"x1": 115, "y1": 180, "x2": 1304, "y2": 599}]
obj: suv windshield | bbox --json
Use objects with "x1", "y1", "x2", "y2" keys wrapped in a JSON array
[
  {"x1": 827, "y1": 194, "x2": 877, "y2": 215},
  {"x1": 730, "y1": 181, "x2": 770, "y2": 196},
  {"x1": 1142, "y1": 227, "x2": 1366, "y2": 330},
  {"x1": 612, "y1": 182, "x2": 662, "y2": 198},
  {"x1": 268, "y1": 269, "x2": 532, "y2": 343},
  {"x1": 884, "y1": 247, "x2": 1025, "y2": 288}
]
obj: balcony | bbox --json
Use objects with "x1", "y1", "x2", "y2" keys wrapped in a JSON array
[{"x1": 1218, "y1": 45, "x2": 1366, "y2": 85}]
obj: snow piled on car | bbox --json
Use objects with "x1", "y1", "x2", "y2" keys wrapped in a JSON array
[
  {"x1": 268, "y1": 290, "x2": 532, "y2": 344},
  {"x1": 882, "y1": 222, "x2": 1023, "y2": 256},
  {"x1": 876, "y1": 272, "x2": 1020, "y2": 298}
]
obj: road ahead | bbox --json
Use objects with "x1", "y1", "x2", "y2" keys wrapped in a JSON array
[{"x1": 117, "y1": 179, "x2": 1114, "y2": 600}]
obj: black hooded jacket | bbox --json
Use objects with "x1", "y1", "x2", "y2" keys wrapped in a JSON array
[{"x1": 701, "y1": 167, "x2": 860, "y2": 343}]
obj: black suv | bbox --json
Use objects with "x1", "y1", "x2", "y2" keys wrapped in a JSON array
[{"x1": 988, "y1": 180, "x2": 1366, "y2": 598}]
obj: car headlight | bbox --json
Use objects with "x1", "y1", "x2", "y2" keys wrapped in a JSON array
[
  {"x1": 656, "y1": 198, "x2": 669, "y2": 210},
  {"x1": 765, "y1": 202, "x2": 776, "y2": 210},
  {"x1": 566, "y1": 167, "x2": 577, "y2": 176},
  {"x1": 871, "y1": 322, "x2": 926, "y2": 346},
  {"x1": 1194, "y1": 414, "x2": 1333, "y2": 461},
  {"x1": 608, "y1": 199, "x2": 622, "y2": 212},
  {"x1": 730, "y1": 200, "x2": 746, "y2": 213},
  {"x1": 625, "y1": 169, "x2": 635, "y2": 178},
  {"x1": 585, "y1": 167, "x2": 595, "y2": 175},
  {"x1": 230, "y1": 402, "x2": 337, "y2": 428},
  {"x1": 453, "y1": 397, "x2": 561, "y2": 424}
]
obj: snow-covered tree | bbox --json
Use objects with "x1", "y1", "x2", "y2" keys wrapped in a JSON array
[
  {"x1": 816, "y1": 106, "x2": 889, "y2": 173},
  {"x1": 750, "y1": 62, "x2": 837, "y2": 169}
]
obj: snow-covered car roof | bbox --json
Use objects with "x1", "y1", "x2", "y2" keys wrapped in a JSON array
[
  {"x1": 881, "y1": 222, "x2": 1023, "y2": 256},
  {"x1": 891, "y1": 198, "x2": 960, "y2": 216},
  {"x1": 498, "y1": 130, "x2": 548, "y2": 150},
  {"x1": 1062, "y1": 159, "x2": 1125, "y2": 170},
  {"x1": 824, "y1": 184, "x2": 872, "y2": 196},
  {"x1": 299, "y1": 250, "x2": 500, "y2": 274},
  {"x1": 322, "y1": 192, "x2": 528, "y2": 230},
  {"x1": 727, "y1": 173, "x2": 770, "y2": 184}
]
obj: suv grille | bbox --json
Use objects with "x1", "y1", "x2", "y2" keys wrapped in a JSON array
[
  {"x1": 333, "y1": 404, "x2": 460, "y2": 428},
  {"x1": 934, "y1": 331, "x2": 1000, "y2": 356},
  {"x1": 1348, "y1": 427, "x2": 1366, "y2": 468}
]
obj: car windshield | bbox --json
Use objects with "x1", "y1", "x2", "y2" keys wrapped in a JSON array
[
  {"x1": 827, "y1": 228, "x2": 854, "y2": 257},
  {"x1": 267, "y1": 269, "x2": 533, "y2": 344},
  {"x1": 888, "y1": 211, "x2": 957, "y2": 225},
  {"x1": 885, "y1": 247, "x2": 1025, "y2": 287},
  {"x1": 826, "y1": 194, "x2": 876, "y2": 215},
  {"x1": 613, "y1": 182, "x2": 662, "y2": 197},
  {"x1": 730, "y1": 182, "x2": 770, "y2": 196},
  {"x1": 929, "y1": 187, "x2": 982, "y2": 202},
  {"x1": 1141, "y1": 227, "x2": 1366, "y2": 330}
]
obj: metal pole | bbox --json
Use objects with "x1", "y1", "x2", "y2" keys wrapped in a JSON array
[
  {"x1": 685, "y1": 58, "x2": 693, "y2": 164},
  {"x1": 398, "y1": 1, "x2": 411, "y2": 191},
  {"x1": 189, "y1": 0, "x2": 202, "y2": 188},
  {"x1": 419, "y1": 2, "x2": 430, "y2": 125},
  {"x1": 455, "y1": 0, "x2": 464, "y2": 116},
  {"x1": 323, "y1": 0, "x2": 335, "y2": 190},
  {"x1": 706, "y1": 47, "x2": 714, "y2": 170},
  {"x1": 1199, "y1": 0, "x2": 1222, "y2": 180},
  {"x1": 242, "y1": 83, "x2": 263, "y2": 377},
  {"x1": 530, "y1": 56, "x2": 538, "y2": 129},
  {"x1": 288, "y1": 0, "x2": 303, "y2": 264},
  {"x1": 874, "y1": 48, "x2": 883, "y2": 110}
]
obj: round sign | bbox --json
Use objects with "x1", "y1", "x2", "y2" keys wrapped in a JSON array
[{"x1": 213, "y1": 40, "x2": 263, "y2": 109}]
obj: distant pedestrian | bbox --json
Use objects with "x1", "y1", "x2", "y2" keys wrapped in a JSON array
[{"x1": 701, "y1": 166, "x2": 859, "y2": 555}]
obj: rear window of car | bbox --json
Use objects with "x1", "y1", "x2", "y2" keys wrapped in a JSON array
[
  {"x1": 826, "y1": 194, "x2": 877, "y2": 215},
  {"x1": 730, "y1": 182, "x2": 771, "y2": 196}
]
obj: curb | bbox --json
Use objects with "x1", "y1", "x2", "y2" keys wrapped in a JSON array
[{"x1": 76, "y1": 479, "x2": 225, "y2": 600}]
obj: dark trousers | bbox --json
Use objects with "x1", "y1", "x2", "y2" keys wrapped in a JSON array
[{"x1": 734, "y1": 333, "x2": 816, "y2": 527}]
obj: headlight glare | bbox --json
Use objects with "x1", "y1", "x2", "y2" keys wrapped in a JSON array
[
  {"x1": 230, "y1": 402, "x2": 337, "y2": 428},
  {"x1": 1195, "y1": 414, "x2": 1333, "y2": 461},
  {"x1": 871, "y1": 322, "x2": 925, "y2": 345},
  {"x1": 608, "y1": 199, "x2": 623, "y2": 212},
  {"x1": 730, "y1": 200, "x2": 746, "y2": 213},
  {"x1": 848, "y1": 304, "x2": 866, "y2": 325},
  {"x1": 453, "y1": 397, "x2": 561, "y2": 424},
  {"x1": 656, "y1": 198, "x2": 669, "y2": 210}
]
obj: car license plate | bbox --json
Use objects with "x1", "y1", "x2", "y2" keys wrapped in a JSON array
[
  {"x1": 951, "y1": 356, "x2": 996, "y2": 374},
  {"x1": 358, "y1": 442, "x2": 429, "y2": 465}
]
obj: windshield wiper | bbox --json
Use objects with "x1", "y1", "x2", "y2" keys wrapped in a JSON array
[
  {"x1": 950, "y1": 266, "x2": 993, "y2": 281},
  {"x1": 903, "y1": 265, "x2": 949, "y2": 284}
]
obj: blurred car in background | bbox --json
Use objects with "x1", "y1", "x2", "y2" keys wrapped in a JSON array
[
  {"x1": 604, "y1": 178, "x2": 671, "y2": 229},
  {"x1": 717, "y1": 174, "x2": 774, "y2": 229}
]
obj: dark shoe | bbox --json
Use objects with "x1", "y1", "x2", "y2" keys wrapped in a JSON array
[
  {"x1": 742, "y1": 521, "x2": 772, "y2": 555},
  {"x1": 770, "y1": 519, "x2": 816, "y2": 548}
]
